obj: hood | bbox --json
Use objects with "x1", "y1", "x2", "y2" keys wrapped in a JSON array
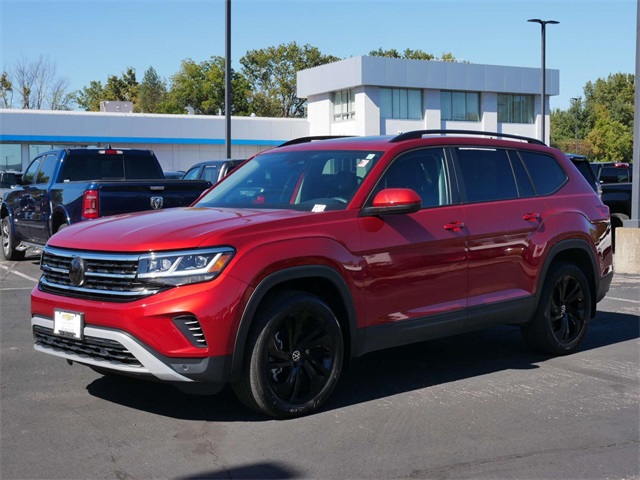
[{"x1": 48, "y1": 207, "x2": 308, "y2": 252}]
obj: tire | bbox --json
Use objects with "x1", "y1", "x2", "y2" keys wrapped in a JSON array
[
  {"x1": 1, "y1": 216, "x2": 25, "y2": 261},
  {"x1": 232, "y1": 291, "x2": 344, "y2": 418},
  {"x1": 522, "y1": 263, "x2": 592, "y2": 355}
]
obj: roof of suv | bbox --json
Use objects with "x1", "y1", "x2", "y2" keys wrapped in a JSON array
[{"x1": 275, "y1": 130, "x2": 548, "y2": 154}]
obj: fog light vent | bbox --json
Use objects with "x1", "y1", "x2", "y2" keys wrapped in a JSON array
[{"x1": 172, "y1": 315, "x2": 207, "y2": 348}]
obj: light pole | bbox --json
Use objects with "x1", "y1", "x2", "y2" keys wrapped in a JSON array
[
  {"x1": 571, "y1": 96, "x2": 581, "y2": 154},
  {"x1": 528, "y1": 18, "x2": 559, "y2": 144},
  {"x1": 225, "y1": 0, "x2": 232, "y2": 159}
]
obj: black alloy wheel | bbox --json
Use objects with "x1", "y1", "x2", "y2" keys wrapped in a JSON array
[
  {"x1": 522, "y1": 263, "x2": 592, "y2": 355},
  {"x1": 233, "y1": 291, "x2": 344, "y2": 418}
]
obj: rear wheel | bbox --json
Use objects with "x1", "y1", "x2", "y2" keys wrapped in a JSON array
[
  {"x1": 232, "y1": 291, "x2": 344, "y2": 418},
  {"x1": 1, "y1": 216, "x2": 25, "y2": 261},
  {"x1": 522, "y1": 263, "x2": 591, "y2": 355}
]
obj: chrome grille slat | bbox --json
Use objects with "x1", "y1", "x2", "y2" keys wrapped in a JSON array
[{"x1": 39, "y1": 246, "x2": 165, "y2": 302}]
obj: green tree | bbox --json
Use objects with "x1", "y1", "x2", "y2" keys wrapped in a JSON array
[
  {"x1": 551, "y1": 73, "x2": 634, "y2": 160},
  {"x1": 587, "y1": 104, "x2": 633, "y2": 162},
  {"x1": 583, "y1": 73, "x2": 634, "y2": 128},
  {"x1": 161, "y1": 56, "x2": 251, "y2": 116},
  {"x1": 368, "y1": 48, "x2": 460, "y2": 62},
  {"x1": 138, "y1": 67, "x2": 167, "y2": 113},
  {"x1": 76, "y1": 80, "x2": 105, "y2": 111},
  {"x1": 76, "y1": 68, "x2": 139, "y2": 111},
  {"x1": 240, "y1": 42, "x2": 340, "y2": 118},
  {"x1": 103, "y1": 67, "x2": 138, "y2": 103},
  {"x1": 0, "y1": 71, "x2": 12, "y2": 108}
]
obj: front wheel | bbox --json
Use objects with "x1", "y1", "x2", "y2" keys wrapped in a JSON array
[
  {"x1": 521, "y1": 263, "x2": 592, "y2": 355},
  {"x1": 2, "y1": 216, "x2": 25, "y2": 261},
  {"x1": 232, "y1": 291, "x2": 344, "y2": 418}
]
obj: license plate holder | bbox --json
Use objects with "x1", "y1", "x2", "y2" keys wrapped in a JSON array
[{"x1": 53, "y1": 309, "x2": 84, "y2": 340}]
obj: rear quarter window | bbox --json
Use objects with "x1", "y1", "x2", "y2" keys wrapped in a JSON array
[{"x1": 520, "y1": 151, "x2": 567, "y2": 195}]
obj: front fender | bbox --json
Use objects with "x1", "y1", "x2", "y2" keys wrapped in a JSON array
[{"x1": 229, "y1": 264, "x2": 359, "y2": 382}]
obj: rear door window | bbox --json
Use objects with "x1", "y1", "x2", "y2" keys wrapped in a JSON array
[{"x1": 455, "y1": 147, "x2": 518, "y2": 202}]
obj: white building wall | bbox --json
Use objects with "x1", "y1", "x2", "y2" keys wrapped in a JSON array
[{"x1": 0, "y1": 109, "x2": 310, "y2": 171}]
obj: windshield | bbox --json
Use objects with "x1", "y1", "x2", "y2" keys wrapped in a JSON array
[{"x1": 195, "y1": 149, "x2": 383, "y2": 211}]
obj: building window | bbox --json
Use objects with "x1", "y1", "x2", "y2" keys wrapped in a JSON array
[
  {"x1": 441, "y1": 91, "x2": 480, "y2": 122},
  {"x1": 333, "y1": 89, "x2": 355, "y2": 121},
  {"x1": 380, "y1": 88, "x2": 422, "y2": 119},
  {"x1": 498, "y1": 94, "x2": 535, "y2": 124}
]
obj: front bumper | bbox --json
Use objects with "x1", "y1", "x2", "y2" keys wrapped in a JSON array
[{"x1": 32, "y1": 315, "x2": 232, "y2": 385}]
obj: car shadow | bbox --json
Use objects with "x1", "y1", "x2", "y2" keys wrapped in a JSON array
[
  {"x1": 177, "y1": 461, "x2": 302, "y2": 479},
  {"x1": 86, "y1": 310, "x2": 639, "y2": 421}
]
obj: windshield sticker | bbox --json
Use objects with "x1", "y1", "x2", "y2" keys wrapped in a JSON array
[
  {"x1": 366, "y1": 154, "x2": 376, "y2": 160},
  {"x1": 358, "y1": 159, "x2": 370, "y2": 168},
  {"x1": 312, "y1": 204, "x2": 326, "y2": 212}
]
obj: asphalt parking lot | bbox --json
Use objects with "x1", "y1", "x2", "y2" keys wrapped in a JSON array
[{"x1": 1, "y1": 251, "x2": 638, "y2": 480}]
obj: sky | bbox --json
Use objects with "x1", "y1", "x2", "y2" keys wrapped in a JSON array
[{"x1": 0, "y1": 0, "x2": 636, "y2": 111}]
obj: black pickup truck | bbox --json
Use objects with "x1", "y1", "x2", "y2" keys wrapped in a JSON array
[{"x1": 1, "y1": 147, "x2": 210, "y2": 260}]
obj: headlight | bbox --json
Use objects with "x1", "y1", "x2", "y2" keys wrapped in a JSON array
[{"x1": 137, "y1": 247, "x2": 235, "y2": 286}]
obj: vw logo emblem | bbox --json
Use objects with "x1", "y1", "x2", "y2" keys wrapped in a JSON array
[
  {"x1": 69, "y1": 256, "x2": 86, "y2": 287},
  {"x1": 291, "y1": 350, "x2": 301, "y2": 362},
  {"x1": 150, "y1": 196, "x2": 164, "y2": 210}
]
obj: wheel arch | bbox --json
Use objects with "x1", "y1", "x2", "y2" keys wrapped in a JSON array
[
  {"x1": 50, "y1": 205, "x2": 70, "y2": 233},
  {"x1": 229, "y1": 265, "x2": 358, "y2": 382},
  {"x1": 537, "y1": 239, "x2": 599, "y2": 318}
]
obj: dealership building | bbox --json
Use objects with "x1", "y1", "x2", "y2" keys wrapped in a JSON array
[{"x1": 0, "y1": 56, "x2": 558, "y2": 172}]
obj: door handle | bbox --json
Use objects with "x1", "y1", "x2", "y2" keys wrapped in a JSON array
[
  {"x1": 522, "y1": 212, "x2": 540, "y2": 221},
  {"x1": 444, "y1": 221, "x2": 465, "y2": 232}
]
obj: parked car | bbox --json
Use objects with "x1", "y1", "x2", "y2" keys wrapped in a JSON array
[
  {"x1": 1, "y1": 147, "x2": 210, "y2": 260},
  {"x1": 182, "y1": 159, "x2": 246, "y2": 183},
  {"x1": 572, "y1": 157, "x2": 633, "y2": 249},
  {"x1": 31, "y1": 130, "x2": 613, "y2": 418},
  {"x1": 591, "y1": 162, "x2": 633, "y2": 184},
  {"x1": 163, "y1": 170, "x2": 185, "y2": 179}
]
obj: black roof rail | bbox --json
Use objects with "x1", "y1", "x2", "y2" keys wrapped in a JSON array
[
  {"x1": 389, "y1": 129, "x2": 546, "y2": 146},
  {"x1": 278, "y1": 135, "x2": 353, "y2": 147}
]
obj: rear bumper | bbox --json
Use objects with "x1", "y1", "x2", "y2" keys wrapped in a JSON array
[{"x1": 31, "y1": 315, "x2": 231, "y2": 387}]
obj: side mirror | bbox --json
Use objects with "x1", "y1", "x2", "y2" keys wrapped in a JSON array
[
  {"x1": 361, "y1": 188, "x2": 422, "y2": 216},
  {"x1": 0, "y1": 172, "x2": 18, "y2": 187}
]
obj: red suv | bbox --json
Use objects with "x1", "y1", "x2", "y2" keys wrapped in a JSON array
[{"x1": 31, "y1": 130, "x2": 613, "y2": 418}]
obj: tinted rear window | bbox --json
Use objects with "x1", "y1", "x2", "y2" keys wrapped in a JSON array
[
  {"x1": 520, "y1": 151, "x2": 567, "y2": 195},
  {"x1": 59, "y1": 151, "x2": 164, "y2": 181}
]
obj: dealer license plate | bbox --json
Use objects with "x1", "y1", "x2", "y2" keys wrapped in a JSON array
[{"x1": 53, "y1": 309, "x2": 84, "y2": 340}]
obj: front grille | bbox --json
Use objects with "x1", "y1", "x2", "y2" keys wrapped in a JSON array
[
  {"x1": 39, "y1": 246, "x2": 166, "y2": 301},
  {"x1": 33, "y1": 325, "x2": 142, "y2": 367}
]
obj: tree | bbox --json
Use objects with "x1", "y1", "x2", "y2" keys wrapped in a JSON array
[
  {"x1": 138, "y1": 67, "x2": 167, "y2": 113},
  {"x1": 586, "y1": 104, "x2": 633, "y2": 162},
  {"x1": 103, "y1": 67, "x2": 139, "y2": 103},
  {"x1": 550, "y1": 72, "x2": 634, "y2": 161},
  {"x1": 76, "y1": 67, "x2": 139, "y2": 111},
  {"x1": 0, "y1": 71, "x2": 13, "y2": 108},
  {"x1": 368, "y1": 48, "x2": 461, "y2": 62},
  {"x1": 76, "y1": 80, "x2": 105, "y2": 111},
  {"x1": 5, "y1": 55, "x2": 73, "y2": 110},
  {"x1": 583, "y1": 73, "x2": 634, "y2": 129},
  {"x1": 240, "y1": 42, "x2": 340, "y2": 118},
  {"x1": 161, "y1": 56, "x2": 251, "y2": 116}
]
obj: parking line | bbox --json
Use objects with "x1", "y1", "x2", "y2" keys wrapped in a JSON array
[
  {"x1": 605, "y1": 296, "x2": 640, "y2": 305},
  {"x1": 0, "y1": 265, "x2": 40, "y2": 283}
]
